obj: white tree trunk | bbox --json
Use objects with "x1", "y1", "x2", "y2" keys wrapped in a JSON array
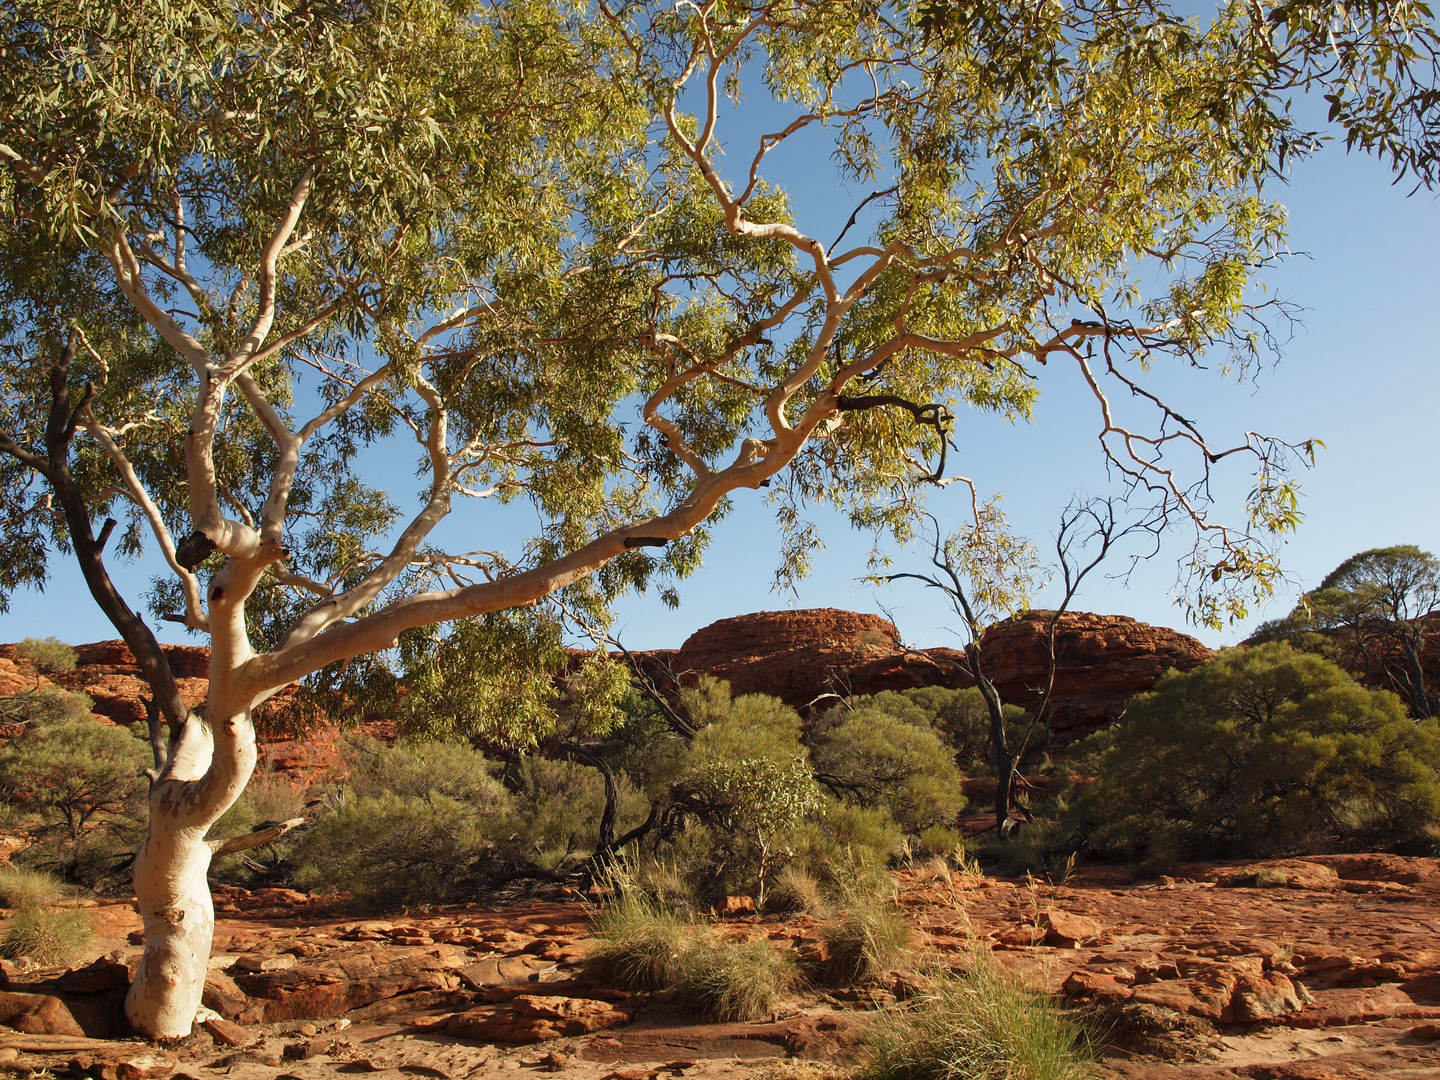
[{"x1": 126, "y1": 706, "x2": 257, "y2": 1040}]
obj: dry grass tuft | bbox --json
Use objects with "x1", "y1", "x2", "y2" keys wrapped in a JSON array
[{"x1": 1, "y1": 906, "x2": 94, "y2": 968}]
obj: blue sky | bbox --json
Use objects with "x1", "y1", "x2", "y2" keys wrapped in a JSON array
[{"x1": 2, "y1": 92, "x2": 1437, "y2": 655}]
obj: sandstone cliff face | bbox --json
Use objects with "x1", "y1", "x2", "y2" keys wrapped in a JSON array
[
  {"x1": 646, "y1": 607, "x2": 1210, "y2": 740},
  {"x1": 3, "y1": 606, "x2": 1212, "y2": 764},
  {"x1": 667, "y1": 608, "x2": 969, "y2": 706},
  {"x1": 978, "y1": 610, "x2": 1213, "y2": 740},
  {"x1": 0, "y1": 641, "x2": 348, "y2": 779},
  {"x1": 0, "y1": 640, "x2": 209, "y2": 726}
]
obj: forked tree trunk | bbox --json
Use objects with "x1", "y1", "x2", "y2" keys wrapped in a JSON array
[{"x1": 126, "y1": 703, "x2": 257, "y2": 1039}]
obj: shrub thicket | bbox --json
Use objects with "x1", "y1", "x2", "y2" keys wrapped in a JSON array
[
  {"x1": 0, "y1": 712, "x2": 150, "y2": 888},
  {"x1": 512, "y1": 756, "x2": 648, "y2": 868},
  {"x1": 0, "y1": 688, "x2": 95, "y2": 729},
  {"x1": 291, "y1": 737, "x2": 515, "y2": 908},
  {"x1": 1073, "y1": 643, "x2": 1440, "y2": 860},
  {"x1": 811, "y1": 709, "x2": 965, "y2": 833},
  {"x1": 675, "y1": 693, "x2": 823, "y2": 903},
  {"x1": 849, "y1": 687, "x2": 1032, "y2": 776},
  {"x1": 15, "y1": 637, "x2": 78, "y2": 673}
]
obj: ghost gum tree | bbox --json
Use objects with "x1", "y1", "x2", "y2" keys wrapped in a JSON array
[{"x1": 1, "y1": 0, "x2": 1436, "y2": 1041}]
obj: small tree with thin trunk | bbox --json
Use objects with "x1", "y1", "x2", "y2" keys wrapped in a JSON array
[
  {"x1": 2, "y1": 0, "x2": 1435, "y2": 1039},
  {"x1": 1255, "y1": 546, "x2": 1440, "y2": 719}
]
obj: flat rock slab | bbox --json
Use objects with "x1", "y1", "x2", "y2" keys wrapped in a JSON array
[{"x1": 579, "y1": 1014, "x2": 864, "y2": 1064}]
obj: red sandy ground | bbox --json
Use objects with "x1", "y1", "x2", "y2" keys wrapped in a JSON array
[{"x1": 3, "y1": 853, "x2": 1440, "y2": 1080}]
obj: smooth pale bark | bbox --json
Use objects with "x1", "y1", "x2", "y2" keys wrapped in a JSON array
[{"x1": 126, "y1": 708, "x2": 257, "y2": 1039}]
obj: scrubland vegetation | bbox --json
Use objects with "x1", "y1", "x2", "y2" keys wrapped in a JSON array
[{"x1": 3, "y1": 637, "x2": 1439, "y2": 909}]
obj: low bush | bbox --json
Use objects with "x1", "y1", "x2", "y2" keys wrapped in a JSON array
[
  {"x1": 981, "y1": 819, "x2": 1081, "y2": 882},
  {"x1": 0, "y1": 907, "x2": 94, "y2": 968},
  {"x1": 343, "y1": 736, "x2": 512, "y2": 809},
  {"x1": 0, "y1": 715, "x2": 150, "y2": 888},
  {"x1": 512, "y1": 756, "x2": 649, "y2": 867},
  {"x1": 675, "y1": 694, "x2": 823, "y2": 902},
  {"x1": 0, "y1": 688, "x2": 95, "y2": 729},
  {"x1": 819, "y1": 899, "x2": 914, "y2": 985},
  {"x1": 15, "y1": 638, "x2": 77, "y2": 674},
  {"x1": 677, "y1": 938, "x2": 792, "y2": 1022},
  {"x1": 914, "y1": 825, "x2": 963, "y2": 861},
  {"x1": 1072, "y1": 643, "x2": 1440, "y2": 860},
  {"x1": 786, "y1": 801, "x2": 902, "y2": 894},
  {"x1": 292, "y1": 790, "x2": 500, "y2": 910},
  {"x1": 811, "y1": 710, "x2": 965, "y2": 834},
  {"x1": 0, "y1": 866, "x2": 65, "y2": 910},
  {"x1": 849, "y1": 687, "x2": 1033, "y2": 777},
  {"x1": 858, "y1": 951, "x2": 1095, "y2": 1080}
]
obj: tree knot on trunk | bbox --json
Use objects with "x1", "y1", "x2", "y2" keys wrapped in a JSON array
[{"x1": 176, "y1": 531, "x2": 218, "y2": 571}]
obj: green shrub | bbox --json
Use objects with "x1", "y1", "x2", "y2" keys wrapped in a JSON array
[
  {"x1": 292, "y1": 790, "x2": 500, "y2": 910},
  {"x1": 0, "y1": 688, "x2": 95, "y2": 729},
  {"x1": 848, "y1": 687, "x2": 1033, "y2": 777},
  {"x1": 914, "y1": 825, "x2": 964, "y2": 861},
  {"x1": 343, "y1": 735, "x2": 512, "y2": 808},
  {"x1": 819, "y1": 899, "x2": 914, "y2": 985},
  {"x1": 786, "y1": 801, "x2": 902, "y2": 895},
  {"x1": 858, "y1": 952, "x2": 1095, "y2": 1080},
  {"x1": 811, "y1": 710, "x2": 966, "y2": 834},
  {"x1": 677, "y1": 693, "x2": 823, "y2": 903},
  {"x1": 209, "y1": 762, "x2": 310, "y2": 884},
  {"x1": 1072, "y1": 643, "x2": 1440, "y2": 860},
  {"x1": 0, "y1": 716, "x2": 150, "y2": 888},
  {"x1": 15, "y1": 638, "x2": 77, "y2": 673},
  {"x1": 676, "y1": 938, "x2": 792, "y2": 1022},
  {"x1": 0, "y1": 866, "x2": 65, "y2": 910},
  {"x1": 512, "y1": 756, "x2": 648, "y2": 866},
  {"x1": 0, "y1": 906, "x2": 94, "y2": 968},
  {"x1": 979, "y1": 819, "x2": 1081, "y2": 882}
]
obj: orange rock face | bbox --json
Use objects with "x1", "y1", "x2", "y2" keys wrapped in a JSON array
[
  {"x1": 977, "y1": 610, "x2": 1212, "y2": 740},
  {"x1": 0, "y1": 640, "x2": 348, "y2": 780},
  {"x1": 667, "y1": 608, "x2": 964, "y2": 707},
  {"x1": 643, "y1": 607, "x2": 1210, "y2": 740}
]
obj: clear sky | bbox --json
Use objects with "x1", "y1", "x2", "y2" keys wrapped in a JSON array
[{"x1": 2, "y1": 92, "x2": 1436, "y2": 655}]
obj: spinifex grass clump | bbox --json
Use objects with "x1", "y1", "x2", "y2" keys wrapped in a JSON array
[
  {"x1": 0, "y1": 907, "x2": 94, "y2": 968},
  {"x1": 859, "y1": 949, "x2": 1095, "y2": 1080},
  {"x1": 820, "y1": 898, "x2": 915, "y2": 986},
  {"x1": 767, "y1": 864, "x2": 826, "y2": 915},
  {"x1": 587, "y1": 889, "x2": 697, "y2": 991},
  {"x1": 0, "y1": 866, "x2": 65, "y2": 910},
  {"x1": 586, "y1": 857, "x2": 792, "y2": 1021},
  {"x1": 677, "y1": 938, "x2": 793, "y2": 1022}
]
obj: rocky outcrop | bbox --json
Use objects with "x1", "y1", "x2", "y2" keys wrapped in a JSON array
[
  {"x1": 977, "y1": 610, "x2": 1213, "y2": 740},
  {"x1": 4, "y1": 605, "x2": 1209, "y2": 765},
  {"x1": 0, "y1": 641, "x2": 362, "y2": 780},
  {"x1": 665, "y1": 608, "x2": 967, "y2": 706},
  {"x1": 642, "y1": 607, "x2": 1209, "y2": 740},
  {"x1": 0, "y1": 641, "x2": 208, "y2": 728}
]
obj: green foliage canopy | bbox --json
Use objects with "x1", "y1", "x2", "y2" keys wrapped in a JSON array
[
  {"x1": 1074, "y1": 642, "x2": 1440, "y2": 859},
  {"x1": 1, "y1": 0, "x2": 1436, "y2": 751}
]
